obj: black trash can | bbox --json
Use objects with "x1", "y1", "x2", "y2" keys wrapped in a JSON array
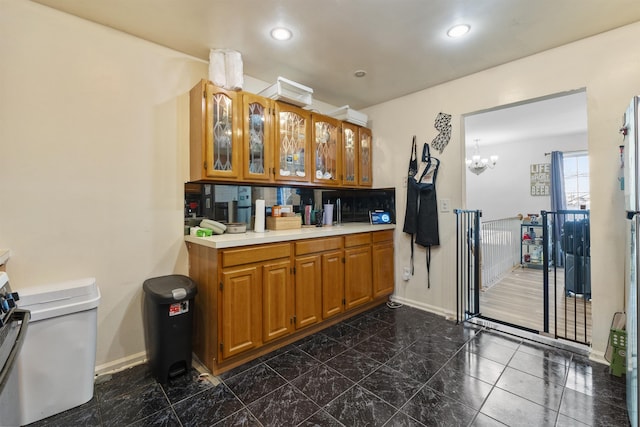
[{"x1": 142, "y1": 274, "x2": 197, "y2": 384}]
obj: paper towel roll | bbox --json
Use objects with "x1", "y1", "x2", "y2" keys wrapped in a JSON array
[{"x1": 254, "y1": 199, "x2": 265, "y2": 232}]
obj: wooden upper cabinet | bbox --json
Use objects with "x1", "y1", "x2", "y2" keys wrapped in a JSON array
[
  {"x1": 311, "y1": 114, "x2": 341, "y2": 186},
  {"x1": 358, "y1": 127, "x2": 373, "y2": 187},
  {"x1": 341, "y1": 122, "x2": 359, "y2": 187},
  {"x1": 241, "y1": 93, "x2": 274, "y2": 182},
  {"x1": 274, "y1": 102, "x2": 311, "y2": 183},
  {"x1": 189, "y1": 80, "x2": 241, "y2": 181},
  {"x1": 189, "y1": 79, "x2": 374, "y2": 187}
]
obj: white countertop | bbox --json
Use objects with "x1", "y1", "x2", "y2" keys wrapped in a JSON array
[
  {"x1": 0, "y1": 249, "x2": 10, "y2": 266},
  {"x1": 185, "y1": 223, "x2": 395, "y2": 249}
]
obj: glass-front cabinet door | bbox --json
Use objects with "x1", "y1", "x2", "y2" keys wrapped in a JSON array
[
  {"x1": 312, "y1": 114, "x2": 341, "y2": 186},
  {"x1": 274, "y1": 102, "x2": 310, "y2": 182},
  {"x1": 204, "y1": 82, "x2": 241, "y2": 179},
  {"x1": 342, "y1": 122, "x2": 359, "y2": 187},
  {"x1": 242, "y1": 93, "x2": 273, "y2": 182},
  {"x1": 358, "y1": 127, "x2": 373, "y2": 187},
  {"x1": 189, "y1": 80, "x2": 241, "y2": 181}
]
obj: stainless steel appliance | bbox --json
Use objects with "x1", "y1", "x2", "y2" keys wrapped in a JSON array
[
  {"x1": 0, "y1": 272, "x2": 30, "y2": 426},
  {"x1": 623, "y1": 95, "x2": 639, "y2": 427},
  {"x1": 236, "y1": 186, "x2": 252, "y2": 226}
]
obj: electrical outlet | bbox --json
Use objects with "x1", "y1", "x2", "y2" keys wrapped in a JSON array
[
  {"x1": 440, "y1": 198, "x2": 450, "y2": 212},
  {"x1": 402, "y1": 176, "x2": 408, "y2": 188},
  {"x1": 402, "y1": 267, "x2": 411, "y2": 281}
]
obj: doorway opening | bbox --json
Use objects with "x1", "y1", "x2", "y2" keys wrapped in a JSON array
[{"x1": 461, "y1": 90, "x2": 591, "y2": 345}]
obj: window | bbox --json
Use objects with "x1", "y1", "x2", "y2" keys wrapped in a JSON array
[{"x1": 564, "y1": 153, "x2": 590, "y2": 209}]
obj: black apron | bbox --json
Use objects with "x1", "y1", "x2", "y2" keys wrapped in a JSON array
[{"x1": 403, "y1": 139, "x2": 440, "y2": 287}]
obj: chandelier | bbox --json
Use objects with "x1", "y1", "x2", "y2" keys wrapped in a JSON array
[{"x1": 466, "y1": 139, "x2": 498, "y2": 175}]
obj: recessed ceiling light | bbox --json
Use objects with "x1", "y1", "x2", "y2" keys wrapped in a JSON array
[
  {"x1": 270, "y1": 27, "x2": 292, "y2": 41},
  {"x1": 447, "y1": 24, "x2": 470, "y2": 38},
  {"x1": 354, "y1": 70, "x2": 367, "y2": 78}
]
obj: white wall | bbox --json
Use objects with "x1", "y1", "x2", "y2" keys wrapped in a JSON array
[
  {"x1": 0, "y1": 2, "x2": 339, "y2": 372},
  {"x1": 0, "y1": 1, "x2": 207, "y2": 371},
  {"x1": 466, "y1": 132, "x2": 588, "y2": 221},
  {"x1": 365, "y1": 22, "x2": 640, "y2": 360},
  {"x1": 3, "y1": 1, "x2": 638, "y2": 369}
]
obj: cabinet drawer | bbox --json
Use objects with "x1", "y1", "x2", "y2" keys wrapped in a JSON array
[
  {"x1": 296, "y1": 237, "x2": 342, "y2": 255},
  {"x1": 372, "y1": 230, "x2": 394, "y2": 243},
  {"x1": 344, "y1": 233, "x2": 371, "y2": 248},
  {"x1": 222, "y1": 243, "x2": 291, "y2": 267}
]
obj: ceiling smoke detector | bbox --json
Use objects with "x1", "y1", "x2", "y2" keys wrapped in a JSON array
[{"x1": 354, "y1": 70, "x2": 367, "y2": 78}]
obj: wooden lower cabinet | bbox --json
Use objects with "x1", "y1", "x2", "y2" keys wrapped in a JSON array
[
  {"x1": 294, "y1": 255, "x2": 322, "y2": 329},
  {"x1": 321, "y1": 250, "x2": 345, "y2": 319},
  {"x1": 344, "y1": 233, "x2": 373, "y2": 310},
  {"x1": 373, "y1": 230, "x2": 395, "y2": 298},
  {"x1": 262, "y1": 259, "x2": 294, "y2": 342},
  {"x1": 220, "y1": 266, "x2": 261, "y2": 359},
  {"x1": 187, "y1": 230, "x2": 394, "y2": 375},
  {"x1": 344, "y1": 245, "x2": 372, "y2": 310}
]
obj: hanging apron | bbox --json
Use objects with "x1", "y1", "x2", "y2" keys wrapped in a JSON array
[
  {"x1": 402, "y1": 136, "x2": 419, "y2": 240},
  {"x1": 403, "y1": 138, "x2": 440, "y2": 287}
]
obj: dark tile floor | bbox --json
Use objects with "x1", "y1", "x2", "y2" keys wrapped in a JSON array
[{"x1": 29, "y1": 304, "x2": 630, "y2": 426}]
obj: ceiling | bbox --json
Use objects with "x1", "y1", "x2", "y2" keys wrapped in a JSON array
[
  {"x1": 464, "y1": 90, "x2": 588, "y2": 147},
  {"x1": 32, "y1": 0, "x2": 640, "y2": 110}
]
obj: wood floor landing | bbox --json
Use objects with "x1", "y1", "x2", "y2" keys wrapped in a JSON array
[{"x1": 479, "y1": 267, "x2": 592, "y2": 344}]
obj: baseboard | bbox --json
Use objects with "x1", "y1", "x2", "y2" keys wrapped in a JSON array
[
  {"x1": 94, "y1": 351, "x2": 147, "y2": 377},
  {"x1": 589, "y1": 349, "x2": 608, "y2": 366},
  {"x1": 389, "y1": 295, "x2": 455, "y2": 320}
]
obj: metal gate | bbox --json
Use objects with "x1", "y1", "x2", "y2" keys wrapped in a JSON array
[
  {"x1": 454, "y1": 209, "x2": 481, "y2": 323},
  {"x1": 455, "y1": 208, "x2": 591, "y2": 345},
  {"x1": 543, "y1": 210, "x2": 591, "y2": 345}
]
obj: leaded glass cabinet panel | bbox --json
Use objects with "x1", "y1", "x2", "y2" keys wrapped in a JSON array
[
  {"x1": 189, "y1": 80, "x2": 241, "y2": 181},
  {"x1": 342, "y1": 122, "x2": 359, "y2": 186},
  {"x1": 358, "y1": 127, "x2": 373, "y2": 187},
  {"x1": 312, "y1": 114, "x2": 341, "y2": 186},
  {"x1": 242, "y1": 93, "x2": 273, "y2": 182},
  {"x1": 274, "y1": 102, "x2": 311, "y2": 183}
]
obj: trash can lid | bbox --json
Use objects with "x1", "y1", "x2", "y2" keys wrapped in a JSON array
[
  {"x1": 17, "y1": 277, "x2": 100, "y2": 322},
  {"x1": 143, "y1": 274, "x2": 197, "y2": 303}
]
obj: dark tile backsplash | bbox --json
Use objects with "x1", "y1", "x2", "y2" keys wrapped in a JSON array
[
  {"x1": 322, "y1": 188, "x2": 396, "y2": 224},
  {"x1": 185, "y1": 183, "x2": 395, "y2": 225}
]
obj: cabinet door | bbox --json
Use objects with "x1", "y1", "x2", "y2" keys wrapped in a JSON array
[
  {"x1": 358, "y1": 127, "x2": 373, "y2": 187},
  {"x1": 220, "y1": 266, "x2": 261, "y2": 359},
  {"x1": 342, "y1": 122, "x2": 359, "y2": 187},
  {"x1": 274, "y1": 102, "x2": 311, "y2": 182},
  {"x1": 242, "y1": 93, "x2": 273, "y2": 182},
  {"x1": 322, "y1": 250, "x2": 345, "y2": 319},
  {"x1": 262, "y1": 259, "x2": 294, "y2": 342},
  {"x1": 294, "y1": 255, "x2": 322, "y2": 329},
  {"x1": 202, "y1": 82, "x2": 241, "y2": 179},
  {"x1": 312, "y1": 114, "x2": 341, "y2": 186},
  {"x1": 373, "y1": 241, "x2": 395, "y2": 298},
  {"x1": 344, "y1": 245, "x2": 372, "y2": 309}
]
